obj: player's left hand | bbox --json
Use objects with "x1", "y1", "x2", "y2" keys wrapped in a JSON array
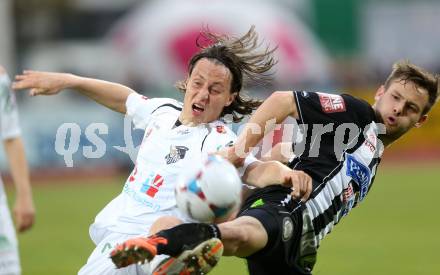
[
  {"x1": 13, "y1": 193, "x2": 35, "y2": 232},
  {"x1": 283, "y1": 170, "x2": 312, "y2": 202}
]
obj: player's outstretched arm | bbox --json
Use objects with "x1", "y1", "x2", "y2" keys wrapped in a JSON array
[
  {"x1": 4, "y1": 137, "x2": 35, "y2": 232},
  {"x1": 12, "y1": 71, "x2": 135, "y2": 113},
  {"x1": 243, "y1": 160, "x2": 312, "y2": 202},
  {"x1": 228, "y1": 91, "x2": 298, "y2": 166}
]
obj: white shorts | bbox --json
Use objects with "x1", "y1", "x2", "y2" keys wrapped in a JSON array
[
  {"x1": 78, "y1": 207, "x2": 194, "y2": 275},
  {"x1": 0, "y1": 187, "x2": 21, "y2": 275}
]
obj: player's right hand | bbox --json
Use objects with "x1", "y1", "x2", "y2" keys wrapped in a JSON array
[
  {"x1": 13, "y1": 192, "x2": 35, "y2": 233},
  {"x1": 12, "y1": 70, "x2": 74, "y2": 96},
  {"x1": 283, "y1": 170, "x2": 312, "y2": 202}
]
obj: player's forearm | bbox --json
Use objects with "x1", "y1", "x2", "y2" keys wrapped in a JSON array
[
  {"x1": 261, "y1": 142, "x2": 294, "y2": 164},
  {"x1": 243, "y1": 160, "x2": 288, "y2": 188},
  {"x1": 234, "y1": 91, "x2": 297, "y2": 159},
  {"x1": 69, "y1": 75, "x2": 135, "y2": 113},
  {"x1": 3, "y1": 138, "x2": 32, "y2": 197}
]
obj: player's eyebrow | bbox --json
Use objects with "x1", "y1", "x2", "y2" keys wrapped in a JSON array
[
  {"x1": 193, "y1": 73, "x2": 205, "y2": 80},
  {"x1": 394, "y1": 90, "x2": 422, "y2": 112},
  {"x1": 195, "y1": 75, "x2": 226, "y2": 88},
  {"x1": 407, "y1": 101, "x2": 421, "y2": 112},
  {"x1": 211, "y1": 82, "x2": 225, "y2": 88}
]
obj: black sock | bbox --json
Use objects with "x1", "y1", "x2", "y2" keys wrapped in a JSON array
[{"x1": 155, "y1": 223, "x2": 221, "y2": 257}]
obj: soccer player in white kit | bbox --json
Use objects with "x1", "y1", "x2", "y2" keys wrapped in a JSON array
[
  {"x1": 13, "y1": 27, "x2": 311, "y2": 275},
  {"x1": 0, "y1": 66, "x2": 35, "y2": 275}
]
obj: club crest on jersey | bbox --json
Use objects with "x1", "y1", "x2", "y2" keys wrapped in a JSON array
[
  {"x1": 346, "y1": 154, "x2": 371, "y2": 201},
  {"x1": 318, "y1": 92, "x2": 346, "y2": 113},
  {"x1": 216, "y1": 125, "x2": 226, "y2": 134},
  {"x1": 165, "y1": 145, "x2": 189, "y2": 164},
  {"x1": 140, "y1": 172, "x2": 164, "y2": 198}
]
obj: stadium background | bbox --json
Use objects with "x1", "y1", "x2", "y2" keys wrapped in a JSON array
[{"x1": 1, "y1": 0, "x2": 439, "y2": 274}]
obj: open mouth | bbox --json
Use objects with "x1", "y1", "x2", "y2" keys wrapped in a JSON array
[
  {"x1": 192, "y1": 103, "x2": 205, "y2": 115},
  {"x1": 386, "y1": 116, "x2": 397, "y2": 126},
  {"x1": 192, "y1": 103, "x2": 205, "y2": 116}
]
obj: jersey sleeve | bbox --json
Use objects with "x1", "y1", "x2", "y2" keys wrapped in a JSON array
[
  {"x1": 125, "y1": 93, "x2": 182, "y2": 129},
  {"x1": 0, "y1": 74, "x2": 21, "y2": 140},
  {"x1": 294, "y1": 91, "x2": 373, "y2": 127}
]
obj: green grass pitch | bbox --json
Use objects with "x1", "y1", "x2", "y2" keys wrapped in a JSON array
[{"x1": 6, "y1": 164, "x2": 440, "y2": 275}]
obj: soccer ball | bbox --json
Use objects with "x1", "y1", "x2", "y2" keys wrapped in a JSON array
[{"x1": 175, "y1": 155, "x2": 242, "y2": 223}]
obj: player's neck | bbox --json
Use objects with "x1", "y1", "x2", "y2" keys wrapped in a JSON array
[{"x1": 178, "y1": 114, "x2": 203, "y2": 127}]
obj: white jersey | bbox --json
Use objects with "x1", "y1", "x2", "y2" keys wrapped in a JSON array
[{"x1": 94, "y1": 93, "x2": 255, "y2": 234}]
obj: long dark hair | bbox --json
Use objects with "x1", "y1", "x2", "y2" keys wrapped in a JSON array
[{"x1": 176, "y1": 26, "x2": 277, "y2": 122}]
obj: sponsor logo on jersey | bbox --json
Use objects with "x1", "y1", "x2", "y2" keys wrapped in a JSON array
[
  {"x1": 317, "y1": 92, "x2": 346, "y2": 113},
  {"x1": 341, "y1": 183, "x2": 356, "y2": 216},
  {"x1": 342, "y1": 184, "x2": 354, "y2": 203},
  {"x1": 165, "y1": 145, "x2": 189, "y2": 164},
  {"x1": 123, "y1": 184, "x2": 161, "y2": 210},
  {"x1": 140, "y1": 172, "x2": 164, "y2": 198},
  {"x1": 363, "y1": 133, "x2": 377, "y2": 153},
  {"x1": 346, "y1": 154, "x2": 371, "y2": 201}
]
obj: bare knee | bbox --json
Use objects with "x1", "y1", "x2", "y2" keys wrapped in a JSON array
[{"x1": 219, "y1": 216, "x2": 267, "y2": 257}]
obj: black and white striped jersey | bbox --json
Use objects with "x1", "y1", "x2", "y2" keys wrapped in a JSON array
[{"x1": 290, "y1": 90, "x2": 385, "y2": 262}]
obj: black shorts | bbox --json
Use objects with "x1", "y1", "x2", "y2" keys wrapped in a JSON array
[{"x1": 238, "y1": 185, "x2": 311, "y2": 275}]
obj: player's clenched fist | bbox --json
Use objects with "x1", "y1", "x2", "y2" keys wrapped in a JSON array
[{"x1": 283, "y1": 170, "x2": 312, "y2": 202}]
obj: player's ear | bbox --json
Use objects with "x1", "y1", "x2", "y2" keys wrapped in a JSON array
[
  {"x1": 225, "y1": 92, "x2": 237, "y2": 107},
  {"x1": 415, "y1": 114, "x2": 428, "y2": 128},
  {"x1": 374, "y1": 85, "x2": 386, "y2": 101}
]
